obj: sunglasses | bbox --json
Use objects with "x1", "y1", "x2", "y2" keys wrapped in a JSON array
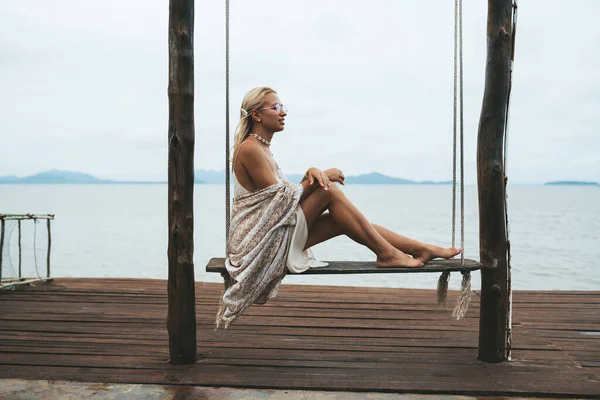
[{"x1": 258, "y1": 103, "x2": 287, "y2": 114}]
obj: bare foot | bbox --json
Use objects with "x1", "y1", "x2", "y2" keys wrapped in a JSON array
[
  {"x1": 413, "y1": 245, "x2": 462, "y2": 265},
  {"x1": 377, "y1": 249, "x2": 424, "y2": 268}
]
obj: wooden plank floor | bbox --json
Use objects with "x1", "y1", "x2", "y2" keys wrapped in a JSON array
[{"x1": 0, "y1": 279, "x2": 599, "y2": 398}]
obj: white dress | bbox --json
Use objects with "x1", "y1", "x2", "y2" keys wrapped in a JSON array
[{"x1": 232, "y1": 171, "x2": 329, "y2": 273}]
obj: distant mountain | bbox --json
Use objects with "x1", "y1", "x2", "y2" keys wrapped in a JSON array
[
  {"x1": 345, "y1": 172, "x2": 412, "y2": 184},
  {"x1": 5, "y1": 170, "x2": 595, "y2": 186},
  {"x1": 287, "y1": 174, "x2": 304, "y2": 183},
  {"x1": 194, "y1": 170, "x2": 450, "y2": 185},
  {"x1": 344, "y1": 172, "x2": 451, "y2": 185},
  {"x1": 194, "y1": 170, "x2": 306, "y2": 184},
  {"x1": 1, "y1": 169, "x2": 452, "y2": 185},
  {"x1": 0, "y1": 175, "x2": 19, "y2": 183},
  {"x1": 0, "y1": 170, "x2": 114, "y2": 184},
  {"x1": 195, "y1": 169, "x2": 225, "y2": 184},
  {"x1": 545, "y1": 181, "x2": 599, "y2": 186}
]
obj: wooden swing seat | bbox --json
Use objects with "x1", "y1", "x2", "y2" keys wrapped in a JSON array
[{"x1": 206, "y1": 257, "x2": 481, "y2": 276}]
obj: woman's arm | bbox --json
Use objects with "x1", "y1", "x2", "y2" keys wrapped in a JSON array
[
  {"x1": 300, "y1": 168, "x2": 345, "y2": 185},
  {"x1": 299, "y1": 167, "x2": 331, "y2": 201},
  {"x1": 324, "y1": 168, "x2": 345, "y2": 185},
  {"x1": 299, "y1": 179, "x2": 317, "y2": 201}
]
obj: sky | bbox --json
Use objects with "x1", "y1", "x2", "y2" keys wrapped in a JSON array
[{"x1": 0, "y1": 0, "x2": 598, "y2": 184}]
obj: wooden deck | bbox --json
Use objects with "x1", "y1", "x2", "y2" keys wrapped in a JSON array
[{"x1": 0, "y1": 278, "x2": 599, "y2": 398}]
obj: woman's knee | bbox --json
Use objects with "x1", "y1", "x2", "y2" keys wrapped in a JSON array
[
  {"x1": 307, "y1": 183, "x2": 343, "y2": 207},
  {"x1": 302, "y1": 185, "x2": 331, "y2": 210},
  {"x1": 313, "y1": 184, "x2": 342, "y2": 201},
  {"x1": 326, "y1": 183, "x2": 344, "y2": 199}
]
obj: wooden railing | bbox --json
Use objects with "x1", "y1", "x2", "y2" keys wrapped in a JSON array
[{"x1": 0, "y1": 214, "x2": 54, "y2": 287}]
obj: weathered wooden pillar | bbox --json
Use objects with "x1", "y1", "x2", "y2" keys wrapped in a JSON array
[
  {"x1": 18, "y1": 220, "x2": 22, "y2": 279},
  {"x1": 0, "y1": 217, "x2": 5, "y2": 282},
  {"x1": 46, "y1": 219, "x2": 51, "y2": 279},
  {"x1": 167, "y1": 0, "x2": 197, "y2": 364},
  {"x1": 477, "y1": 0, "x2": 513, "y2": 363}
]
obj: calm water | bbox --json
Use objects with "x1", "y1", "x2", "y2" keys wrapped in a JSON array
[{"x1": 1, "y1": 184, "x2": 599, "y2": 291}]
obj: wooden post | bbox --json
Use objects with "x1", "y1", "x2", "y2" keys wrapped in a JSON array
[
  {"x1": 46, "y1": 219, "x2": 51, "y2": 278},
  {"x1": 167, "y1": 0, "x2": 197, "y2": 364},
  {"x1": 477, "y1": 0, "x2": 513, "y2": 363},
  {"x1": 0, "y1": 217, "x2": 4, "y2": 282},
  {"x1": 18, "y1": 220, "x2": 22, "y2": 279}
]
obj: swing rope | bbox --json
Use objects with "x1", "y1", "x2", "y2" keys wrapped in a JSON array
[
  {"x1": 505, "y1": 0, "x2": 518, "y2": 360},
  {"x1": 222, "y1": 0, "x2": 490, "y2": 320},
  {"x1": 225, "y1": 0, "x2": 231, "y2": 256},
  {"x1": 459, "y1": 0, "x2": 465, "y2": 266},
  {"x1": 451, "y1": 0, "x2": 459, "y2": 252},
  {"x1": 453, "y1": 0, "x2": 472, "y2": 320},
  {"x1": 438, "y1": 0, "x2": 470, "y2": 320},
  {"x1": 222, "y1": 0, "x2": 237, "y2": 291}
]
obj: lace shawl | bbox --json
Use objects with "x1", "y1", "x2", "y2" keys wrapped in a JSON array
[{"x1": 216, "y1": 180, "x2": 303, "y2": 329}]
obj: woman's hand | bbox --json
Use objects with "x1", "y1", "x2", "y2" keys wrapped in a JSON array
[
  {"x1": 305, "y1": 167, "x2": 331, "y2": 189},
  {"x1": 324, "y1": 168, "x2": 346, "y2": 185}
]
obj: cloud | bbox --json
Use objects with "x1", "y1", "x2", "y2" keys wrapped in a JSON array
[{"x1": 1, "y1": 0, "x2": 599, "y2": 183}]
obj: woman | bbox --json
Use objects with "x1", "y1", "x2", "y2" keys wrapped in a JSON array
[{"x1": 216, "y1": 87, "x2": 460, "y2": 328}]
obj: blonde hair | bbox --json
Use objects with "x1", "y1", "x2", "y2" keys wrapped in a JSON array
[{"x1": 232, "y1": 87, "x2": 277, "y2": 152}]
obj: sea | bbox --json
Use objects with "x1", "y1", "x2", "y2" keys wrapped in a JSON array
[{"x1": 1, "y1": 184, "x2": 599, "y2": 291}]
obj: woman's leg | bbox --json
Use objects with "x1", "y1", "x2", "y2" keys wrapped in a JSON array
[
  {"x1": 304, "y1": 213, "x2": 461, "y2": 264},
  {"x1": 299, "y1": 184, "x2": 423, "y2": 267},
  {"x1": 372, "y1": 224, "x2": 461, "y2": 263}
]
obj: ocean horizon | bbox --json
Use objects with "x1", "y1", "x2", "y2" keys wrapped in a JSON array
[
  {"x1": 1, "y1": 183, "x2": 598, "y2": 292},
  {"x1": 1, "y1": 169, "x2": 598, "y2": 186}
]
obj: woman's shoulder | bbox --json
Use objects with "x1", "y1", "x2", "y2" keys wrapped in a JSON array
[{"x1": 236, "y1": 140, "x2": 266, "y2": 165}]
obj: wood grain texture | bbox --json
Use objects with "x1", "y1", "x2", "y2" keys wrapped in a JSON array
[
  {"x1": 476, "y1": 0, "x2": 514, "y2": 363},
  {"x1": 207, "y1": 257, "x2": 482, "y2": 274},
  {"x1": 167, "y1": 0, "x2": 197, "y2": 364},
  {"x1": 0, "y1": 279, "x2": 599, "y2": 397}
]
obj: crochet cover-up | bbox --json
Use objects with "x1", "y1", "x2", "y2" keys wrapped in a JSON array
[
  {"x1": 215, "y1": 171, "x2": 300, "y2": 329},
  {"x1": 234, "y1": 172, "x2": 328, "y2": 274}
]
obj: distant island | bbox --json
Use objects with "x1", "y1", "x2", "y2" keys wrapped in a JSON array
[
  {"x1": 544, "y1": 181, "x2": 599, "y2": 186},
  {"x1": 4, "y1": 170, "x2": 597, "y2": 186},
  {"x1": 198, "y1": 170, "x2": 451, "y2": 185},
  {"x1": 0, "y1": 170, "x2": 115, "y2": 184},
  {"x1": 0, "y1": 170, "x2": 169, "y2": 185},
  {"x1": 0, "y1": 170, "x2": 453, "y2": 185}
]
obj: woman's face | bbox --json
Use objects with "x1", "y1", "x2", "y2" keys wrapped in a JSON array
[{"x1": 256, "y1": 93, "x2": 287, "y2": 133}]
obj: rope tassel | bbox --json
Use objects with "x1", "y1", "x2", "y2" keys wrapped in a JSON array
[
  {"x1": 452, "y1": 271, "x2": 471, "y2": 320},
  {"x1": 437, "y1": 271, "x2": 450, "y2": 306}
]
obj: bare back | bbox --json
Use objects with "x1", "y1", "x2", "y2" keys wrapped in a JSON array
[{"x1": 232, "y1": 138, "x2": 280, "y2": 193}]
